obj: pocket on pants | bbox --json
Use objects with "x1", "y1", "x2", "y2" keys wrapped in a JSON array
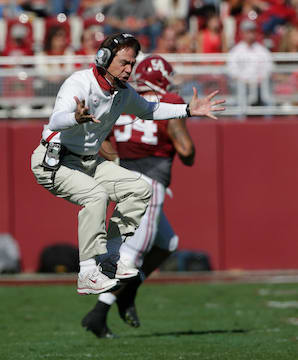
[
  {"x1": 32, "y1": 165, "x2": 55, "y2": 191},
  {"x1": 31, "y1": 146, "x2": 55, "y2": 191}
]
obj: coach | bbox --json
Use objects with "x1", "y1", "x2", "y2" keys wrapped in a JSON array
[{"x1": 31, "y1": 33, "x2": 225, "y2": 296}]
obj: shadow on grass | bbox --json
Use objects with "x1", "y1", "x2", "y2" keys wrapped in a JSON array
[{"x1": 128, "y1": 329, "x2": 249, "y2": 338}]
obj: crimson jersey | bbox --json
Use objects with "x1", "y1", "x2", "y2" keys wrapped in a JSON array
[
  {"x1": 111, "y1": 92, "x2": 184, "y2": 159},
  {"x1": 109, "y1": 91, "x2": 185, "y2": 187}
]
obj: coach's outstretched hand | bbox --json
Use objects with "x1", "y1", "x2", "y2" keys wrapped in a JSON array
[
  {"x1": 74, "y1": 96, "x2": 100, "y2": 124},
  {"x1": 188, "y1": 88, "x2": 225, "y2": 120}
]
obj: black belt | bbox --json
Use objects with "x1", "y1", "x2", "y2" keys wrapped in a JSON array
[{"x1": 41, "y1": 140, "x2": 97, "y2": 161}]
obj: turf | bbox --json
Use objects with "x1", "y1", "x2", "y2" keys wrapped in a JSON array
[{"x1": 0, "y1": 282, "x2": 298, "y2": 360}]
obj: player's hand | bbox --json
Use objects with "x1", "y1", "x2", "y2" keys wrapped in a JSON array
[
  {"x1": 188, "y1": 88, "x2": 225, "y2": 120},
  {"x1": 74, "y1": 96, "x2": 100, "y2": 124}
]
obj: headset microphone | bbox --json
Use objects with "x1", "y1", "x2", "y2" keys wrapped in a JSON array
[{"x1": 105, "y1": 69, "x2": 127, "y2": 89}]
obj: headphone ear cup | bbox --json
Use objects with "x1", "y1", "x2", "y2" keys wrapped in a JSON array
[{"x1": 95, "y1": 48, "x2": 112, "y2": 69}]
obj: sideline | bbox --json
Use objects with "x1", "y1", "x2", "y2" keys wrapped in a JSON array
[{"x1": 1, "y1": 270, "x2": 298, "y2": 286}]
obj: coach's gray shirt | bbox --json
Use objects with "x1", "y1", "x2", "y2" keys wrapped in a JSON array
[{"x1": 42, "y1": 68, "x2": 188, "y2": 156}]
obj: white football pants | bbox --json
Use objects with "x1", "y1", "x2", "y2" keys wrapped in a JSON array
[{"x1": 119, "y1": 174, "x2": 179, "y2": 268}]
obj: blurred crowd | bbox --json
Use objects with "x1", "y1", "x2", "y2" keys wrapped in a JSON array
[
  {"x1": 0, "y1": 0, "x2": 297, "y2": 115},
  {"x1": 0, "y1": 0, "x2": 297, "y2": 58}
]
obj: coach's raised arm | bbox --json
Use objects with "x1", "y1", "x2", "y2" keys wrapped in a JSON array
[{"x1": 187, "y1": 88, "x2": 225, "y2": 120}]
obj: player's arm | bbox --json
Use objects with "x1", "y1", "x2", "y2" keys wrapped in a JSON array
[
  {"x1": 99, "y1": 139, "x2": 119, "y2": 163},
  {"x1": 167, "y1": 118, "x2": 195, "y2": 166}
]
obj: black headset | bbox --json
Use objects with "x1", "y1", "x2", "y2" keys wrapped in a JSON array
[{"x1": 95, "y1": 33, "x2": 136, "y2": 71}]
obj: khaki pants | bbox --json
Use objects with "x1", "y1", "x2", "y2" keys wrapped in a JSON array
[{"x1": 31, "y1": 144, "x2": 152, "y2": 261}]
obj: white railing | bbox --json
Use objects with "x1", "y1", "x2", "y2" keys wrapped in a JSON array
[{"x1": 0, "y1": 52, "x2": 297, "y2": 118}]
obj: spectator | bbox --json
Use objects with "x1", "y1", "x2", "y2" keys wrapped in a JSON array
[
  {"x1": 227, "y1": 19, "x2": 274, "y2": 110},
  {"x1": 2, "y1": 22, "x2": 33, "y2": 57},
  {"x1": 153, "y1": 0, "x2": 190, "y2": 21},
  {"x1": 38, "y1": 24, "x2": 73, "y2": 56},
  {"x1": 1, "y1": 19, "x2": 34, "y2": 115},
  {"x1": 174, "y1": 18, "x2": 195, "y2": 53},
  {"x1": 19, "y1": 0, "x2": 49, "y2": 17},
  {"x1": 291, "y1": 0, "x2": 298, "y2": 13},
  {"x1": 274, "y1": 21, "x2": 298, "y2": 105},
  {"x1": 196, "y1": 13, "x2": 228, "y2": 53},
  {"x1": 76, "y1": 26, "x2": 103, "y2": 56},
  {"x1": 154, "y1": 25, "x2": 177, "y2": 53},
  {"x1": 228, "y1": 1, "x2": 263, "y2": 45},
  {"x1": 258, "y1": 0, "x2": 297, "y2": 36},
  {"x1": 227, "y1": 0, "x2": 297, "y2": 46},
  {"x1": 278, "y1": 22, "x2": 298, "y2": 52},
  {"x1": 155, "y1": 20, "x2": 199, "y2": 100},
  {"x1": 75, "y1": 26, "x2": 104, "y2": 69},
  {"x1": 0, "y1": 0, "x2": 24, "y2": 18},
  {"x1": 79, "y1": 0, "x2": 115, "y2": 18},
  {"x1": 49, "y1": 0, "x2": 80, "y2": 16},
  {"x1": 156, "y1": 19, "x2": 194, "y2": 54},
  {"x1": 36, "y1": 25, "x2": 74, "y2": 97},
  {"x1": 189, "y1": 0, "x2": 220, "y2": 19},
  {"x1": 104, "y1": 0, "x2": 162, "y2": 51}
]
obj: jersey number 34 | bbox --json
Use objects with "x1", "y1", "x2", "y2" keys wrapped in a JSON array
[{"x1": 114, "y1": 115, "x2": 158, "y2": 145}]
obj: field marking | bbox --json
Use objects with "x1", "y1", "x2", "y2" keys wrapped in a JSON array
[
  {"x1": 267, "y1": 301, "x2": 298, "y2": 309},
  {"x1": 258, "y1": 288, "x2": 298, "y2": 296},
  {"x1": 287, "y1": 318, "x2": 298, "y2": 325}
]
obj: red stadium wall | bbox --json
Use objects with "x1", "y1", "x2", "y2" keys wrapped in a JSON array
[
  {"x1": 165, "y1": 119, "x2": 298, "y2": 271},
  {"x1": 1, "y1": 119, "x2": 298, "y2": 271},
  {"x1": 0, "y1": 122, "x2": 11, "y2": 233},
  {"x1": 163, "y1": 122, "x2": 223, "y2": 269},
  {"x1": 9, "y1": 121, "x2": 78, "y2": 272},
  {"x1": 220, "y1": 121, "x2": 298, "y2": 270}
]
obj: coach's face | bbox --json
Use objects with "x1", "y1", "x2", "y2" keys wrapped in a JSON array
[{"x1": 106, "y1": 47, "x2": 137, "y2": 85}]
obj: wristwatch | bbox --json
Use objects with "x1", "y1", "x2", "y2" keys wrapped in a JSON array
[{"x1": 186, "y1": 104, "x2": 191, "y2": 117}]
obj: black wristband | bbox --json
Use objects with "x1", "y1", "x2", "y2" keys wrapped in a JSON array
[{"x1": 186, "y1": 104, "x2": 191, "y2": 117}]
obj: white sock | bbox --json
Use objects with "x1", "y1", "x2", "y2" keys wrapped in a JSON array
[
  {"x1": 79, "y1": 258, "x2": 97, "y2": 274},
  {"x1": 99, "y1": 292, "x2": 117, "y2": 305}
]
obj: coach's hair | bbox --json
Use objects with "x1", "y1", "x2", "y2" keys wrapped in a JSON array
[{"x1": 95, "y1": 33, "x2": 141, "y2": 70}]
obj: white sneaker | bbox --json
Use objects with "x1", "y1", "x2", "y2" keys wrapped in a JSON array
[
  {"x1": 116, "y1": 260, "x2": 139, "y2": 280},
  {"x1": 77, "y1": 266, "x2": 119, "y2": 295}
]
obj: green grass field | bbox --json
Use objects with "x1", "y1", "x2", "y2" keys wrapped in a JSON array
[{"x1": 0, "y1": 281, "x2": 298, "y2": 360}]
